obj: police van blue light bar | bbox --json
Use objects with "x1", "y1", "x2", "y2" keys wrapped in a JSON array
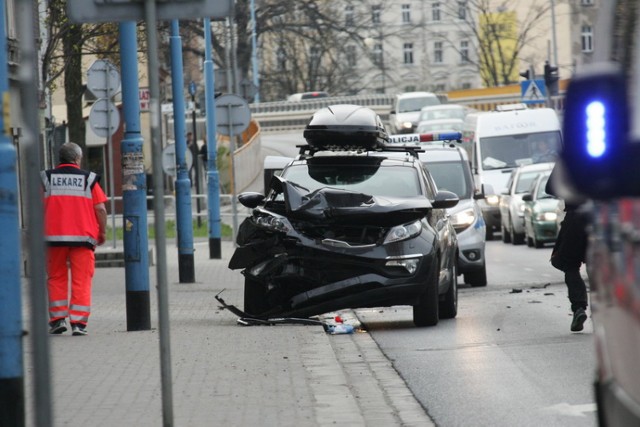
[
  {"x1": 388, "y1": 132, "x2": 462, "y2": 144},
  {"x1": 585, "y1": 100, "x2": 606, "y2": 158}
]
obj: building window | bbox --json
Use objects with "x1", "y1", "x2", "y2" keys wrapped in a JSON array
[
  {"x1": 458, "y1": 2, "x2": 467, "y2": 20},
  {"x1": 346, "y1": 45, "x2": 357, "y2": 68},
  {"x1": 403, "y1": 43, "x2": 414, "y2": 64},
  {"x1": 402, "y1": 4, "x2": 411, "y2": 23},
  {"x1": 432, "y1": 2, "x2": 441, "y2": 21},
  {"x1": 405, "y1": 85, "x2": 417, "y2": 92},
  {"x1": 460, "y1": 40, "x2": 469, "y2": 63},
  {"x1": 345, "y1": 5, "x2": 354, "y2": 26},
  {"x1": 462, "y1": 82, "x2": 472, "y2": 89},
  {"x1": 372, "y1": 5, "x2": 381, "y2": 24},
  {"x1": 434, "y1": 84, "x2": 446, "y2": 92},
  {"x1": 434, "y1": 41, "x2": 443, "y2": 63},
  {"x1": 372, "y1": 43, "x2": 383, "y2": 66},
  {"x1": 581, "y1": 0, "x2": 594, "y2": 5},
  {"x1": 581, "y1": 25, "x2": 593, "y2": 52},
  {"x1": 276, "y1": 48, "x2": 286, "y2": 71}
]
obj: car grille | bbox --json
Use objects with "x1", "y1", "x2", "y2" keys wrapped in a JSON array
[{"x1": 292, "y1": 222, "x2": 388, "y2": 246}]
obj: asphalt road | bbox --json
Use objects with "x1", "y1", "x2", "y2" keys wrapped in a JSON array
[
  {"x1": 260, "y1": 132, "x2": 597, "y2": 426},
  {"x1": 356, "y1": 241, "x2": 596, "y2": 427}
]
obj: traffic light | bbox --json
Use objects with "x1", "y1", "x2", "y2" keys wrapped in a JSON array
[
  {"x1": 544, "y1": 61, "x2": 559, "y2": 95},
  {"x1": 519, "y1": 69, "x2": 531, "y2": 80}
]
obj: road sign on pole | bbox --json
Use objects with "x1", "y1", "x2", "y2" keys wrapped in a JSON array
[
  {"x1": 88, "y1": 99, "x2": 120, "y2": 138},
  {"x1": 87, "y1": 59, "x2": 120, "y2": 99},
  {"x1": 521, "y1": 79, "x2": 547, "y2": 104},
  {"x1": 215, "y1": 94, "x2": 251, "y2": 136}
]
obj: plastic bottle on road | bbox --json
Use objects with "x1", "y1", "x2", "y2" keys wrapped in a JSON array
[{"x1": 327, "y1": 324, "x2": 355, "y2": 334}]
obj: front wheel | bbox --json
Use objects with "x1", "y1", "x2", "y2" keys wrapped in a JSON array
[
  {"x1": 501, "y1": 222, "x2": 511, "y2": 243},
  {"x1": 243, "y1": 275, "x2": 268, "y2": 316},
  {"x1": 439, "y1": 263, "x2": 458, "y2": 319},
  {"x1": 465, "y1": 265, "x2": 487, "y2": 287},
  {"x1": 413, "y1": 257, "x2": 440, "y2": 327}
]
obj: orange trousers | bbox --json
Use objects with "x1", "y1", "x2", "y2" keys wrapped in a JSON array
[{"x1": 47, "y1": 246, "x2": 95, "y2": 326}]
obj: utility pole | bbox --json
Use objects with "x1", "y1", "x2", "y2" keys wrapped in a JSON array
[
  {"x1": 0, "y1": 0, "x2": 25, "y2": 423},
  {"x1": 118, "y1": 21, "x2": 151, "y2": 331},
  {"x1": 203, "y1": 18, "x2": 222, "y2": 259},
  {"x1": 170, "y1": 20, "x2": 195, "y2": 283}
]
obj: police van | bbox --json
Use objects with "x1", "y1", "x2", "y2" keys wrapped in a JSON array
[
  {"x1": 558, "y1": 2, "x2": 640, "y2": 425},
  {"x1": 461, "y1": 105, "x2": 562, "y2": 239}
]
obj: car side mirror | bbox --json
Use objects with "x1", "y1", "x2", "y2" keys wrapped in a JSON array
[
  {"x1": 501, "y1": 190, "x2": 509, "y2": 196},
  {"x1": 473, "y1": 190, "x2": 484, "y2": 200},
  {"x1": 390, "y1": 109, "x2": 396, "y2": 115},
  {"x1": 238, "y1": 192, "x2": 265, "y2": 209},
  {"x1": 433, "y1": 190, "x2": 459, "y2": 209},
  {"x1": 561, "y1": 62, "x2": 638, "y2": 199},
  {"x1": 522, "y1": 194, "x2": 533, "y2": 202}
]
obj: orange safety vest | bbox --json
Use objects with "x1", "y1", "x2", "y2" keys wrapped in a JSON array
[{"x1": 41, "y1": 164, "x2": 107, "y2": 248}]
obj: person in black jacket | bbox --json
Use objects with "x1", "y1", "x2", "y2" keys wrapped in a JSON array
[{"x1": 545, "y1": 164, "x2": 589, "y2": 332}]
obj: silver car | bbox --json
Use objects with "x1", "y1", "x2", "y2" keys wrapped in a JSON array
[
  {"x1": 499, "y1": 162, "x2": 554, "y2": 245},
  {"x1": 419, "y1": 146, "x2": 487, "y2": 286}
]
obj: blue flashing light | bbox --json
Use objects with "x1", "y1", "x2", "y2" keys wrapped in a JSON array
[{"x1": 586, "y1": 100, "x2": 606, "y2": 158}]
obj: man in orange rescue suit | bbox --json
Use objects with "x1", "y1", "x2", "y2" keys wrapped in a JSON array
[{"x1": 41, "y1": 142, "x2": 107, "y2": 336}]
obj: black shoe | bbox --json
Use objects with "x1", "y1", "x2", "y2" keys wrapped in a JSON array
[
  {"x1": 49, "y1": 318, "x2": 67, "y2": 335},
  {"x1": 571, "y1": 308, "x2": 588, "y2": 332},
  {"x1": 71, "y1": 323, "x2": 88, "y2": 336}
]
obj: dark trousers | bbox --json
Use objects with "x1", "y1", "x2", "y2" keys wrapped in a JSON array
[
  {"x1": 551, "y1": 209, "x2": 589, "y2": 312},
  {"x1": 565, "y1": 269, "x2": 588, "y2": 312}
]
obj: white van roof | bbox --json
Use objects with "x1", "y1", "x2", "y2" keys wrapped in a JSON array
[{"x1": 464, "y1": 108, "x2": 560, "y2": 137}]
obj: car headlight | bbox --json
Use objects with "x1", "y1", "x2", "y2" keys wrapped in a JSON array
[
  {"x1": 485, "y1": 195, "x2": 499, "y2": 206},
  {"x1": 255, "y1": 213, "x2": 291, "y2": 233},
  {"x1": 451, "y1": 208, "x2": 476, "y2": 232},
  {"x1": 384, "y1": 220, "x2": 422, "y2": 244},
  {"x1": 535, "y1": 212, "x2": 558, "y2": 222},
  {"x1": 517, "y1": 202, "x2": 525, "y2": 215},
  {"x1": 401, "y1": 121, "x2": 413, "y2": 129}
]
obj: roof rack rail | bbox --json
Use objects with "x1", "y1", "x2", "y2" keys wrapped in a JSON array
[{"x1": 296, "y1": 143, "x2": 424, "y2": 159}]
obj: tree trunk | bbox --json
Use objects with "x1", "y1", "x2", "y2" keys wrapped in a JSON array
[{"x1": 63, "y1": 23, "x2": 86, "y2": 153}]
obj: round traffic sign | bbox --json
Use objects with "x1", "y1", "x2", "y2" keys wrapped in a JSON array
[
  {"x1": 161, "y1": 143, "x2": 193, "y2": 177},
  {"x1": 88, "y1": 99, "x2": 120, "y2": 138},
  {"x1": 87, "y1": 59, "x2": 121, "y2": 99},
  {"x1": 215, "y1": 94, "x2": 251, "y2": 136}
]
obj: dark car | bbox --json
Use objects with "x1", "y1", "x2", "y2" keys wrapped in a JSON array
[
  {"x1": 522, "y1": 171, "x2": 559, "y2": 248},
  {"x1": 229, "y1": 104, "x2": 459, "y2": 327}
]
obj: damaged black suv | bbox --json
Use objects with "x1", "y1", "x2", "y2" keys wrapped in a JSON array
[{"x1": 229, "y1": 104, "x2": 459, "y2": 327}]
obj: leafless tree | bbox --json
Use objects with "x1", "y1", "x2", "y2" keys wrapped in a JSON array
[{"x1": 436, "y1": 0, "x2": 552, "y2": 86}]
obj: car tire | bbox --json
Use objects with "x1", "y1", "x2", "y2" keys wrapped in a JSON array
[
  {"x1": 413, "y1": 257, "x2": 440, "y2": 327},
  {"x1": 510, "y1": 217, "x2": 525, "y2": 245},
  {"x1": 527, "y1": 235, "x2": 534, "y2": 247},
  {"x1": 439, "y1": 262, "x2": 458, "y2": 319},
  {"x1": 243, "y1": 275, "x2": 268, "y2": 316},
  {"x1": 465, "y1": 265, "x2": 487, "y2": 287},
  {"x1": 485, "y1": 227, "x2": 494, "y2": 241},
  {"x1": 501, "y1": 222, "x2": 511, "y2": 243},
  {"x1": 534, "y1": 235, "x2": 544, "y2": 249}
]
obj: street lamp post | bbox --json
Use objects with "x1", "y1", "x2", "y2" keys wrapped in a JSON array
[{"x1": 364, "y1": 34, "x2": 386, "y2": 94}]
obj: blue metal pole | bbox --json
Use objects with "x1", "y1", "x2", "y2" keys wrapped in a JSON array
[
  {"x1": 170, "y1": 20, "x2": 195, "y2": 282},
  {"x1": 250, "y1": 0, "x2": 260, "y2": 103},
  {"x1": 203, "y1": 18, "x2": 221, "y2": 259},
  {"x1": 119, "y1": 22, "x2": 151, "y2": 330},
  {"x1": 0, "y1": 0, "x2": 24, "y2": 423}
]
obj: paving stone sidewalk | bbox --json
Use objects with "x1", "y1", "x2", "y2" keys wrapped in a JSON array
[{"x1": 23, "y1": 240, "x2": 433, "y2": 427}]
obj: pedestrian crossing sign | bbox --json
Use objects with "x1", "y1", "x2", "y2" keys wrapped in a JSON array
[{"x1": 521, "y1": 79, "x2": 547, "y2": 104}]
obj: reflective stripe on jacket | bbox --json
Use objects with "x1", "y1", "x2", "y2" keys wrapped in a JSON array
[{"x1": 41, "y1": 164, "x2": 102, "y2": 248}]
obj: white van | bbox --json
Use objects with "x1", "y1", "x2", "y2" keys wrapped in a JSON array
[{"x1": 461, "y1": 105, "x2": 562, "y2": 239}]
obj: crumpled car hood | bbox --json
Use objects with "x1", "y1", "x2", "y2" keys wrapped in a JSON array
[{"x1": 281, "y1": 179, "x2": 431, "y2": 226}]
